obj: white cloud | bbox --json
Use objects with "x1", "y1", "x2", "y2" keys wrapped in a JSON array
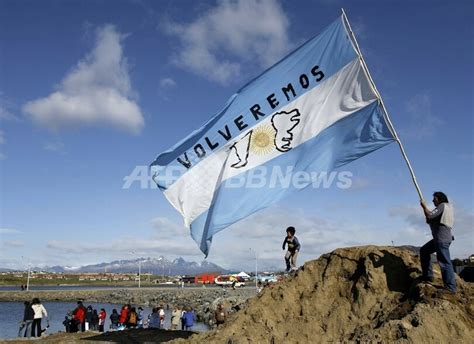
[
  {"x1": 168, "y1": 208, "x2": 374, "y2": 271},
  {"x1": 389, "y1": 204, "x2": 474, "y2": 258},
  {"x1": 389, "y1": 205, "x2": 425, "y2": 228},
  {"x1": 208, "y1": 204, "x2": 474, "y2": 269},
  {"x1": 45, "y1": 217, "x2": 198, "y2": 258},
  {"x1": 39, "y1": 207, "x2": 406, "y2": 271},
  {"x1": 150, "y1": 216, "x2": 189, "y2": 238},
  {"x1": 401, "y1": 93, "x2": 443, "y2": 139},
  {"x1": 43, "y1": 141, "x2": 67, "y2": 154},
  {"x1": 40, "y1": 203, "x2": 474, "y2": 271},
  {"x1": 0, "y1": 130, "x2": 6, "y2": 160},
  {"x1": 3, "y1": 240, "x2": 24, "y2": 248},
  {"x1": 0, "y1": 93, "x2": 19, "y2": 122},
  {"x1": 0, "y1": 104, "x2": 13, "y2": 120},
  {"x1": 23, "y1": 25, "x2": 144, "y2": 134},
  {"x1": 0, "y1": 228, "x2": 21, "y2": 235},
  {"x1": 0, "y1": 258, "x2": 26, "y2": 270},
  {"x1": 46, "y1": 236, "x2": 197, "y2": 259},
  {"x1": 350, "y1": 16, "x2": 368, "y2": 40},
  {"x1": 347, "y1": 177, "x2": 371, "y2": 190},
  {"x1": 159, "y1": 78, "x2": 177, "y2": 90},
  {"x1": 163, "y1": 0, "x2": 290, "y2": 84}
]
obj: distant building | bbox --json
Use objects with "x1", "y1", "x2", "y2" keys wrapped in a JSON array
[
  {"x1": 195, "y1": 272, "x2": 220, "y2": 284},
  {"x1": 181, "y1": 275, "x2": 196, "y2": 284}
]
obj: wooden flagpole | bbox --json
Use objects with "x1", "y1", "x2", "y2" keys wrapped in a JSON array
[{"x1": 341, "y1": 8, "x2": 424, "y2": 200}]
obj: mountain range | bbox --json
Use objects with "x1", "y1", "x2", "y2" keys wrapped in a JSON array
[
  {"x1": 27, "y1": 257, "x2": 229, "y2": 275},
  {"x1": 2, "y1": 246, "x2": 422, "y2": 275}
]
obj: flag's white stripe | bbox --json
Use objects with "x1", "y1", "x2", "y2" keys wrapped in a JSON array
[{"x1": 164, "y1": 58, "x2": 377, "y2": 227}]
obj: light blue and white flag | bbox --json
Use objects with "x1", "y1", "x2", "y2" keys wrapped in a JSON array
[{"x1": 151, "y1": 15, "x2": 395, "y2": 256}]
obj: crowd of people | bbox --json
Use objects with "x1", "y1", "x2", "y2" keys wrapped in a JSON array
[
  {"x1": 62, "y1": 302, "x2": 108, "y2": 332},
  {"x1": 60, "y1": 302, "x2": 197, "y2": 333},
  {"x1": 18, "y1": 300, "x2": 200, "y2": 338}
]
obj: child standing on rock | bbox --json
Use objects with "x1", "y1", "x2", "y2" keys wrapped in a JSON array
[{"x1": 282, "y1": 226, "x2": 301, "y2": 272}]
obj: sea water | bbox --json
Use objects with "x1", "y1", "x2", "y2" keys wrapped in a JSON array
[{"x1": 0, "y1": 301, "x2": 208, "y2": 339}]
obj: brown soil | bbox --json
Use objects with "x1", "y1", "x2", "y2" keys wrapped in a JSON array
[{"x1": 172, "y1": 245, "x2": 474, "y2": 344}]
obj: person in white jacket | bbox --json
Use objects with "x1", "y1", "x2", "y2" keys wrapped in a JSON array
[
  {"x1": 420, "y1": 191, "x2": 457, "y2": 293},
  {"x1": 31, "y1": 298, "x2": 48, "y2": 337},
  {"x1": 170, "y1": 306, "x2": 182, "y2": 330}
]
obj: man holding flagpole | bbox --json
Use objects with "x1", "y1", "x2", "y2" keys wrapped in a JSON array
[{"x1": 420, "y1": 192, "x2": 456, "y2": 294}]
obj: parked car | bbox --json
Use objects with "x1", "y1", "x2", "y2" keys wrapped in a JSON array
[
  {"x1": 214, "y1": 275, "x2": 245, "y2": 287},
  {"x1": 258, "y1": 274, "x2": 278, "y2": 283}
]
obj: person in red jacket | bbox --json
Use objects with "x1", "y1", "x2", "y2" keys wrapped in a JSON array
[
  {"x1": 98, "y1": 308, "x2": 107, "y2": 332},
  {"x1": 119, "y1": 305, "x2": 129, "y2": 327},
  {"x1": 72, "y1": 301, "x2": 86, "y2": 332}
]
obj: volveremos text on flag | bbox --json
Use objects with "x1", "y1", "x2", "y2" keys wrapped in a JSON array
[{"x1": 150, "y1": 15, "x2": 395, "y2": 256}]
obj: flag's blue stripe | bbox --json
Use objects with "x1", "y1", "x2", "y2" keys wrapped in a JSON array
[
  {"x1": 190, "y1": 101, "x2": 394, "y2": 255},
  {"x1": 151, "y1": 16, "x2": 357, "y2": 190}
]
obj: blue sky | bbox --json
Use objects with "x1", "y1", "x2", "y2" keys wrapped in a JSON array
[{"x1": 0, "y1": 0, "x2": 472, "y2": 271}]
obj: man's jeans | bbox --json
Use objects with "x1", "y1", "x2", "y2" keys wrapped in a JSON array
[
  {"x1": 18, "y1": 320, "x2": 33, "y2": 338},
  {"x1": 420, "y1": 239, "x2": 457, "y2": 292}
]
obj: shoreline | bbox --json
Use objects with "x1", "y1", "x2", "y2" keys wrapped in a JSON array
[
  {"x1": 3, "y1": 328, "x2": 198, "y2": 343},
  {"x1": 0, "y1": 286, "x2": 256, "y2": 303},
  {"x1": 0, "y1": 283, "x2": 182, "y2": 288},
  {"x1": 0, "y1": 287, "x2": 256, "y2": 329}
]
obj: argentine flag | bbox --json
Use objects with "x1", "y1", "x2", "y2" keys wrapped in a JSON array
[{"x1": 151, "y1": 15, "x2": 395, "y2": 256}]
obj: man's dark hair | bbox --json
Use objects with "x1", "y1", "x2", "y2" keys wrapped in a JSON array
[
  {"x1": 433, "y1": 191, "x2": 449, "y2": 203},
  {"x1": 286, "y1": 226, "x2": 296, "y2": 235}
]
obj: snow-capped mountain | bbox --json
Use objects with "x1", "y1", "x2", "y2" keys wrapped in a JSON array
[{"x1": 34, "y1": 257, "x2": 228, "y2": 275}]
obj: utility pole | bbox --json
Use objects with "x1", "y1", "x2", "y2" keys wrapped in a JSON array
[
  {"x1": 130, "y1": 251, "x2": 141, "y2": 288},
  {"x1": 255, "y1": 250, "x2": 258, "y2": 290},
  {"x1": 21, "y1": 256, "x2": 31, "y2": 291},
  {"x1": 26, "y1": 263, "x2": 31, "y2": 291},
  {"x1": 249, "y1": 248, "x2": 258, "y2": 291},
  {"x1": 138, "y1": 259, "x2": 141, "y2": 289}
]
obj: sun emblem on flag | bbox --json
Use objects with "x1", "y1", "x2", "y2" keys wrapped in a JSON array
[{"x1": 250, "y1": 125, "x2": 275, "y2": 155}]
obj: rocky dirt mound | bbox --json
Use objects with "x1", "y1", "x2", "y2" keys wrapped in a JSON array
[{"x1": 172, "y1": 245, "x2": 474, "y2": 344}]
